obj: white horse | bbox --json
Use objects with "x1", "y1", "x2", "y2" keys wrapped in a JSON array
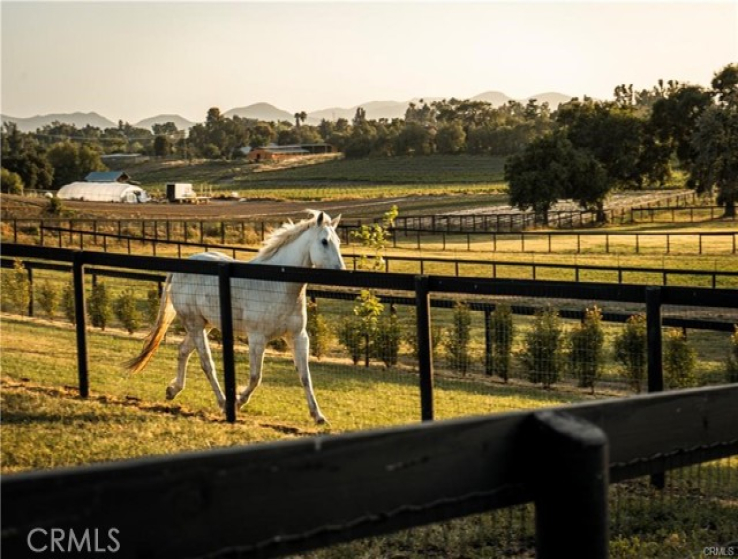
[{"x1": 123, "y1": 210, "x2": 345, "y2": 424}]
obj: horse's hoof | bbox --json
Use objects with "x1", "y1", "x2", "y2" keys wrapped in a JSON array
[
  {"x1": 315, "y1": 416, "x2": 329, "y2": 426},
  {"x1": 165, "y1": 386, "x2": 178, "y2": 400}
]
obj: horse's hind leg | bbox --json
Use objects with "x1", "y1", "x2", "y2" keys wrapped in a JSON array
[
  {"x1": 191, "y1": 327, "x2": 226, "y2": 411},
  {"x1": 292, "y1": 330, "x2": 327, "y2": 425},
  {"x1": 236, "y1": 333, "x2": 265, "y2": 409},
  {"x1": 166, "y1": 333, "x2": 195, "y2": 400}
]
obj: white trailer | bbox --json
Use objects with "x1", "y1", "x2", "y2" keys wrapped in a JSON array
[{"x1": 166, "y1": 183, "x2": 195, "y2": 203}]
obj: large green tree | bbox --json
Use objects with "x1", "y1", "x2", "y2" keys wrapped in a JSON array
[
  {"x1": 1, "y1": 122, "x2": 54, "y2": 190},
  {"x1": 689, "y1": 64, "x2": 738, "y2": 217},
  {"x1": 46, "y1": 141, "x2": 106, "y2": 188}
]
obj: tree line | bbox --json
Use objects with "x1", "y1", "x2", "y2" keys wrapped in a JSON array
[
  {"x1": 1, "y1": 64, "x2": 736, "y2": 217},
  {"x1": 506, "y1": 64, "x2": 738, "y2": 220}
]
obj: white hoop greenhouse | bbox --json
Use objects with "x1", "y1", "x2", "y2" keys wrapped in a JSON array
[{"x1": 56, "y1": 182, "x2": 150, "y2": 203}]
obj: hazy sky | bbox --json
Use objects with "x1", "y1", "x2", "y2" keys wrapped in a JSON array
[{"x1": 1, "y1": 1, "x2": 736, "y2": 123}]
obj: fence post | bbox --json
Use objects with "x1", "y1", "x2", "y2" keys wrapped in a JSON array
[
  {"x1": 218, "y1": 263, "x2": 237, "y2": 423},
  {"x1": 27, "y1": 266, "x2": 34, "y2": 317},
  {"x1": 415, "y1": 275, "x2": 434, "y2": 421},
  {"x1": 646, "y1": 286, "x2": 665, "y2": 488},
  {"x1": 528, "y1": 411, "x2": 609, "y2": 559},
  {"x1": 72, "y1": 251, "x2": 89, "y2": 398},
  {"x1": 484, "y1": 307, "x2": 493, "y2": 376}
]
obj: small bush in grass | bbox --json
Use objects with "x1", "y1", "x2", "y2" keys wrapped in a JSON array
[
  {"x1": 306, "y1": 300, "x2": 331, "y2": 359},
  {"x1": 145, "y1": 288, "x2": 160, "y2": 324},
  {"x1": 486, "y1": 304, "x2": 514, "y2": 381},
  {"x1": 664, "y1": 328, "x2": 697, "y2": 389},
  {"x1": 113, "y1": 288, "x2": 141, "y2": 334},
  {"x1": 568, "y1": 306, "x2": 605, "y2": 393},
  {"x1": 445, "y1": 301, "x2": 472, "y2": 374},
  {"x1": 373, "y1": 312, "x2": 402, "y2": 368},
  {"x1": 520, "y1": 306, "x2": 564, "y2": 388},
  {"x1": 404, "y1": 321, "x2": 444, "y2": 363},
  {"x1": 62, "y1": 281, "x2": 76, "y2": 324},
  {"x1": 46, "y1": 196, "x2": 64, "y2": 216},
  {"x1": 614, "y1": 314, "x2": 647, "y2": 393},
  {"x1": 88, "y1": 282, "x2": 112, "y2": 330},
  {"x1": 1, "y1": 259, "x2": 31, "y2": 315},
  {"x1": 726, "y1": 326, "x2": 738, "y2": 383},
  {"x1": 37, "y1": 280, "x2": 59, "y2": 319},
  {"x1": 337, "y1": 317, "x2": 363, "y2": 365}
]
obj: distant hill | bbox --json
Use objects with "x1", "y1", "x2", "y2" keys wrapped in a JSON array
[
  {"x1": 471, "y1": 91, "x2": 514, "y2": 106},
  {"x1": 134, "y1": 114, "x2": 195, "y2": 131},
  {"x1": 522, "y1": 92, "x2": 573, "y2": 109},
  {"x1": 4, "y1": 91, "x2": 575, "y2": 133},
  {"x1": 1, "y1": 111, "x2": 117, "y2": 132},
  {"x1": 223, "y1": 103, "x2": 294, "y2": 123}
]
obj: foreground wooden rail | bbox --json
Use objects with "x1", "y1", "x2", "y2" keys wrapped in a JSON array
[{"x1": 2, "y1": 385, "x2": 737, "y2": 558}]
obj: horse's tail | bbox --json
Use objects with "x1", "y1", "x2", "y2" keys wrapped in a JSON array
[{"x1": 122, "y1": 275, "x2": 176, "y2": 374}]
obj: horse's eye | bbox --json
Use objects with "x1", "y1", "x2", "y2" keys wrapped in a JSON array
[{"x1": 321, "y1": 239, "x2": 329, "y2": 247}]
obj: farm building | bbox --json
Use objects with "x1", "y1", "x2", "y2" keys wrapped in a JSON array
[
  {"x1": 56, "y1": 182, "x2": 150, "y2": 203},
  {"x1": 84, "y1": 170, "x2": 131, "y2": 183},
  {"x1": 247, "y1": 143, "x2": 336, "y2": 162}
]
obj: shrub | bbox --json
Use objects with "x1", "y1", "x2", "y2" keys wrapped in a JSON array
[
  {"x1": 113, "y1": 288, "x2": 141, "y2": 334},
  {"x1": 486, "y1": 304, "x2": 514, "y2": 381},
  {"x1": 88, "y1": 281, "x2": 112, "y2": 330},
  {"x1": 145, "y1": 288, "x2": 160, "y2": 324},
  {"x1": 614, "y1": 314, "x2": 647, "y2": 393},
  {"x1": 46, "y1": 196, "x2": 64, "y2": 216},
  {"x1": 445, "y1": 301, "x2": 472, "y2": 374},
  {"x1": 337, "y1": 317, "x2": 363, "y2": 365},
  {"x1": 404, "y1": 321, "x2": 444, "y2": 363},
  {"x1": 373, "y1": 312, "x2": 402, "y2": 368},
  {"x1": 306, "y1": 300, "x2": 331, "y2": 359},
  {"x1": 1, "y1": 259, "x2": 31, "y2": 315},
  {"x1": 664, "y1": 328, "x2": 697, "y2": 389},
  {"x1": 37, "y1": 280, "x2": 59, "y2": 319},
  {"x1": 62, "y1": 281, "x2": 76, "y2": 324},
  {"x1": 520, "y1": 306, "x2": 564, "y2": 388},
  {"x1": 568, "y1": 306, "x2": 605, "y2": 392},
  {"x1": 726, "y1": 326, "x2": 738, "y2": 383}
]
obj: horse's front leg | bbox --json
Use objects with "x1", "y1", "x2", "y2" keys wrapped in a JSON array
[
  {"x1": 237, "y1": 333, "x2": 265, "y2": 409},
  {"x1": 292, "y1": 329, "x2": 327, "y2": 425}
]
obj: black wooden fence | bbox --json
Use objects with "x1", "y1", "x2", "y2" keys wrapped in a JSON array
[
  {"x1": 2, "y1": 383, "x2": 736, "y2": 558},
  {"x1": 4, "y1": 242, "x2": 738, "y2": 424}
]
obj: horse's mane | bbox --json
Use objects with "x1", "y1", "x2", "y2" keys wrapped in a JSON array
[{"x1": 256, "y1": 210, "x2": 322, "y2": 261}]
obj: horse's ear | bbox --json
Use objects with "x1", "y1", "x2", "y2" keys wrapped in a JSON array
[
  {"x1": 331, "y1": 214, "x2": 342, "y2": 227},
  {"x1": 317, "y1": 211, "x2": 325, "y2": 226}
]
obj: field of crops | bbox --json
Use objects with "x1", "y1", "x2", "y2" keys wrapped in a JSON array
[{"x1": 132, "y1": 154, "x2": 508, "y2": 191}]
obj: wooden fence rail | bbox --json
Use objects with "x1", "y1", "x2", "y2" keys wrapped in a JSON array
[
  {"x1": 3, "y1": 257, "x2": 736, "y2": 337},
  {"x1": 2, "y1": 385, "x2": 737, "y2": 558}
]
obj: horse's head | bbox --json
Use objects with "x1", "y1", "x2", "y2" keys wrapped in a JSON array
[{"x1": 309, "y1": 211, "x2": 346, "y2": 270}]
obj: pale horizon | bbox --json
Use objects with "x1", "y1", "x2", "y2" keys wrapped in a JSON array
[{"x1": 2, "y1": 1, "x2": 736, "y2": 124}]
